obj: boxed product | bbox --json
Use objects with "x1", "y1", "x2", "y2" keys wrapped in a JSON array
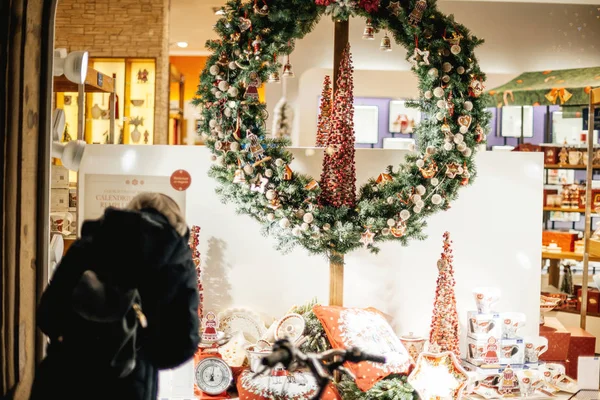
[
  {"x1": 576, "y1": 287, "x2": 600, "y2": 314},
  {"x1": 566, "y1": 326, "x2": 596, "y2": 379},
  {"x1": 467, "y1": 311, "x2": 502, "y2": 339},
  {"x1": 542, "y1": 230, "x2": 579, "y2": 252},
  {"x1": 542, "y1": 145, "x2": 558, "y2": 165},
  {"x1": 51, "y1": 165, "x2": 69, "y2": 188},
  {"x1": 51, "y1": 188, "x2": 70, "y2": 212},
  {"x1": 540, "y1": 317, "x2": 571, "y2": 362},
  {"x1": 499, "y1": 338, "x2": 525, "y2": 365},
  {"x1": 466, "y1": 335, "x2": 502, "y2": 366}
]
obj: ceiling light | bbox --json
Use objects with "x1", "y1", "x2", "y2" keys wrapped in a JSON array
[
  {"x1": 51, "y1": 109, "x2": 86, "y2": 171},
  {"x1": 53, "y1": 48, "x2": 89, "y2": 84},
  {"x1": 176, "y1": 41, "x2": 188, "y2": 48}
]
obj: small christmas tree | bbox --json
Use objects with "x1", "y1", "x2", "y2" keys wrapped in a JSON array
[
  {"x1": 318, "y1": 44, "x2": 357, "y2": 208},
  {"x1": 62, "y1": 122, "x2": 72, "y2": 142},
  {"x1": 272, "y1": 97, "x2": 293, "y2": 139},
  {"x1": 560, "y1": 263, "x2": 574, "y2": 295},
  {"x1": 316, "y1": 75, "x2": 332, "y2": 147},
  {"x1": 429, "y1": 232, "x2": 460, "y2": 357}
]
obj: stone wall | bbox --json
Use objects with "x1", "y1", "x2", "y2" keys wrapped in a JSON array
[{"x1": 55, "y1": 0, "x2": 169, "y2": 144}]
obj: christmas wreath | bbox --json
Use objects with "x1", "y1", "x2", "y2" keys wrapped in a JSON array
[{"x1": 197, "y1": 0, "x2": 490, "y2": 257}]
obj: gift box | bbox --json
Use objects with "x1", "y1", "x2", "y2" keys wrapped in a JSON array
[
  {"x1": 51, "y1": 188, "x2": 70, "y2": 212},
  {"x1": 566, "y1": 326, "x2": 596, "y2": 379},
  {"x1": 539, "y1": 317, "x2": 571, "y2": 362},
  {"x1": 499, "y1": 338, "x2": 525, "y2": 365},
  {"x1": 466, "y1": 335, "x2": 502, "y2": 366},
  {"x1": 575, "y1": 286, "x2": 600, "y2": 314},
  {"x1": 467, "y1": 311, "x2": 502, "y2": 339},
  {"x1": 542, "y1": 146, "x2": 558, "y2": 165},
  {"x1": 544, "y1": 189, "x2": 559, "y2": 207},
  {"x1": 542, "y1": 231, "x2": 579, "y2": 252}
]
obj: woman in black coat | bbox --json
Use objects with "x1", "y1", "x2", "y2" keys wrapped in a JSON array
[{"x1": 30, "y1": 193, "x2": 200, "y2": 400}]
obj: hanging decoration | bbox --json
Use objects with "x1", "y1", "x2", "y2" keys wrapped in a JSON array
[
  {"x1": 380, "y1": 33, "x2": 392, "y2": 51},
  {"x1": 196, "y1": 0, "x2": 490, "y2": 257}
]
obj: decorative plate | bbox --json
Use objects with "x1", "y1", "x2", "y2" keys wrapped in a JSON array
[
  {"x1": 238, "y1": 368, "x2": 320, "y2": 400},
  {"x1": 218, "y1": 308, "x2": 266, "y2": 344},
  {"x1": 274, "y1": 313, "x2": 305, "y2": 343},
  {"x1": 408, "y1": 351, "x2": 469, "y2": 400}
]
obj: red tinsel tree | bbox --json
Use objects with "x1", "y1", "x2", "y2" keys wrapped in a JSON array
[
  {"x1": 188, "y1": 225, "x2": 203, "y2": 320},
  {"x1": 316, "y1": 75, "x2": 332, "y2": 147},
  {"x1": 318, "y1": 44, "x2": 357, "y2": 208},
  {"x1": 429, "y1": 232, "x2": 460, "y2": 357}
]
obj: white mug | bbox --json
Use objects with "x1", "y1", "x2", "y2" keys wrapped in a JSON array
[
  {"x1": 50, "y1": 212, "x2": 73, "y2": 234},
  {"x1": 501, "y1": 312, "x2": 526, "y2": 339},
  {"x1": 538, "y1": 363, "x2": 566, "y2": 383},
  {"x1": 473, "y1": 287, "x2": 501, "y2": 314},
  {"x1": 517, "y1": 370, "x2": 542, "y2": 396},
  {"x1": 524, "y1": 336, "x2": 549, "y2": 363}
]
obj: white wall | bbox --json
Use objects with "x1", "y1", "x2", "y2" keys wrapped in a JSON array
[
  {"x1": 78, "y1": 145, "x2": 544, "y2": 350},
  {"x1": 264, "y1": 2, "x2": 600, "y2": 145}
]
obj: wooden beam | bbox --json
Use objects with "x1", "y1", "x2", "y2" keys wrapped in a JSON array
[
  {"x1": 332, "y1": 20, "x2": 349, "y2": 94},
  {"x1": 329, "y1": 253, "x2": 344, "y2": 306}
]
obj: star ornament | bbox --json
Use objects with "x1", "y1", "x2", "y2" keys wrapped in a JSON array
[
  {"x1": 445, "y1": 162, "x2": 461, "y2": 179},
  {"x1": 408, "y1": 47, "x2": 430, "y2": 68},
  {"x1": 387, "y1": 1, "x2": 401, "y2": 16},
  {"x1": 408, "y1": 351, "x2": 469, "y2": 400},
  {"x1": 250, "y1": 174, "x2": 268, "y2": 193},
  {"x1": 360, "y1": 228, "x2": 375, "y2": 247}
]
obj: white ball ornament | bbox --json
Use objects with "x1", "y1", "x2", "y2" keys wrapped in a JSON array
[
  {"x1": 382, "y1": 228, "x2": 390, "y2": 236},
  {"x1": 292, "y1": 226, "x2": 302, "y2": 236},
  {"x1": 436, "y1": 112, "x2": 445, "y2": 121},
  {"x1": 400, "y1": 210, "x2": 411, "y2": 221},
  {"x1": 266, "y1": 190, "x2": 276, "y2": 200},
  {"x1": 454, "y1": 133, "x2": 464, "y2": 144},
  {"x1": 230, "y1": 142, "x2": 240, "y2": 152},
  {"x1": 433, "y1": 87, "x2": 444, "y2": 98},
  {"x1": 428, "y1": 68, "x2": 439, "y2": 78},
  {"x1": 234, "y1": 49, "x2": 241, "y2": 56},
  {"x1": 216, "y1": 155, "x2": 225, "y2": 166},
  {"x1": 387, "y1": 219, "x2": 396, "y2": 227},
  {"x1": 296, "y1": 209, "x2": 305, "y2": 218},
  {"x1": 227, "y1": 87, "x2": 239, "y2": 97},
  {"x1": 457, "y1": 143, "x2": 467, "y2": 152},
  {"x1": 243, "y1": 164, "x2": 254, "y2": 175},
  {"x1": 457, "y1": 66, "x2": 466, "y2": 75},
  {"x1": 387, "y1": 197, "x2": 394, "y2": 205},
  {"x1": 416, "y1": 185, "x2": 426, "y2": 195},
  {"x1": 301, "y1": 223, "x2": 310, "y2": 231},
  {"x1": 228, "y1": 61, "x2": 237, "y2": 70},
  {"x1": 464, "y1": 101, "x2": 473, "y2": 111},
  {"x1": 275, "y1": 158, "x2": 284, "y2": 167},
  {"x1": 459, "y1": 126, "x2": 468, "y2": 134},
  {"x1": 463, "y1": 148, "x2": 473, "y2": 157},
  {"x1": 408, "y1": 143, "x2": 416, "y2": 152},
  {"x1": 209, "y1": 65, "x2": 220, "y2": 75},
  {"x1": 303, "y1": 213, "x2": 314, "y2": 224},
  {"x1": 412, "y1": 194, "x2": 422, "y2": 203},
  {"x1": 224, "y1": 108, "x2": 233, "y2": 117},
  {"x1": 442, "y1": 75, "x2": 450, "y2": 83},
  {"x1": 264, "y1": 169, "x2": 273, "y2": 178},
  {"x1": 279, "y1": 218, "x2": 290, "y2": 228},
  {"x1": 210, "y1": 87, "x2": 218, "y2": 94},
  {"x1": 414, "y1": 206, "x2": 422, "y2": 214},
  {"x1": 431, "y1": 178, "x2": 440, "y2": 186},
  {"x1": 209, "y1": 119, "x2": 217, "y2": 128},
  {"x1": 417, "y1": 200, "x2": 425, "y2": 208},
  {"x1": 267, "y1": 213, "x2": 275, "y2": 222},
  {"x1": 432, "y1": 194, "x2": 443, "y2": 205},
  {"x1": 443, "y1": 142, "x2": 454, "y2": 151},
  {"x1": 426, "y1": 146, "x2": 436, "y2": 155},
  {"x1": 416, "y1": 159, "x2": 425, "y2": 168},
  {"x1": 437, "y1": 100, "x2": 446, "y2": 109},
  {"x1": 215, "y1": 91, "x2": 223, "y2": 99},
  {"x1": 323, "y1": 223, "x2": 331, "y2": 231},
  {"x1": 443, "y1": 62, "x2": 453, "y2": 72},
  {"x1": 424, "y1": 91, "x2": 433, "y2": 99},
  {"x1": 210, "y1": 154, "x2": 217, "y2": 162},
  {"x1": 218, "y1": 81, "x2": 229, "y2": 91},
  {"x1": 228, "y1": 101, "x2": 237, "y2": 108}
]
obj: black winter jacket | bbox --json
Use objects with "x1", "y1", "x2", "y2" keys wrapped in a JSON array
[{"x1": 30, "y1": 207, "x2": 200, "y2": 400}]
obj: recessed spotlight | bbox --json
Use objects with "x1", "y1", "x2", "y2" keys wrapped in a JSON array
[{"x1": 176, "y1": 41, "x2": 188, "y2": 48}]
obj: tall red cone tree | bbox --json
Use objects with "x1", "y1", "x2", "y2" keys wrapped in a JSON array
[
  {"x1": 318, "y1": 44, "x2": 357, "y2": 208},
  {"x1": 316, "y1": 75, "x2": 332, "y2": 147},
  {"x1": 429, "y1": 231, "x2": 460, "y2": 357}
]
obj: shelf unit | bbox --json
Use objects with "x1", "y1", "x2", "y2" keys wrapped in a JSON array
[{"x1": 53, "y1": 66, "x2": 116, "y2": 142}]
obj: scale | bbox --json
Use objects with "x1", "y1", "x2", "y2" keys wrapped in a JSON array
[{"x1": 194, "y1": 335, "x2": 233, "y2": 399}]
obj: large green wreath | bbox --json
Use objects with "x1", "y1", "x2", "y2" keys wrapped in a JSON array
[{"x1": 196, "y1": 0, "x2": 491, "y2": 257}]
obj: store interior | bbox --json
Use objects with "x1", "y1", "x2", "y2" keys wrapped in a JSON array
[{"x1": 40, "y1": 0, "x2": 600, "y2": 399}]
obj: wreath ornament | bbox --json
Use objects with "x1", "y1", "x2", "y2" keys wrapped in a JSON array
[{"x1": 197, "y1": 0, "x2": 490, "y2": 258}]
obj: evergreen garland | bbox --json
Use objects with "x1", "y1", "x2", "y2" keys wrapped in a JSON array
[
  {"x1": 337, "y1": 375, "x2": 417, "y2": 400},
  {"x1": 288, "y1": 299, "x2": 332, "y2": 353},
  {"x1": 196, "y1": 0, "x2": 491, "y2": 258}
]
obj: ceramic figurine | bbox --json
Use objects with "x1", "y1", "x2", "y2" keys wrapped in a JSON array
[
  {"x1": 558, "y1": 147, "x2": 569, "y2": 165},
  {"x1": 244, "y1": 72, "x2": 260, "y2": 100},
  {"x1": 202, "y1": 311, "x2": 220, "y2": 342},
  {"x1": 499, "y1": 365, "x2": 519, "y2": 394},
  {"x1": 483, "y1": 337, "x2": 499, "y2": 364}
]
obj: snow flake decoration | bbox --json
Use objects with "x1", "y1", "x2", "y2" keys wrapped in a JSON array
[
  {"x1": 338, "y1": 308, "x2": 412, "y2": 374},
  {"x1": 408, "y1": 47, "x2": 430, "y2": 68},
  {"x1": 360, "y1": 228, "x2": 375, "y2": 247}
]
